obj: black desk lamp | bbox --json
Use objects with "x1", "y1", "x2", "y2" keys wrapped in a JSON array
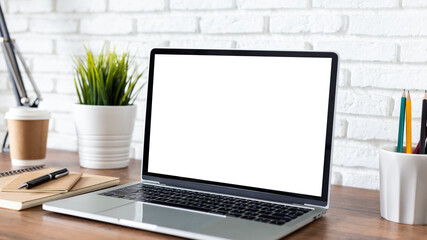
[{"x1": 0, "y1": 4, "x2": 42, "y2": 152}]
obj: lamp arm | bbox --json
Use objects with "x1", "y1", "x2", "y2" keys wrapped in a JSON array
[
  {"x1": 0, "y1": 38, "x2": 29, "y2": 105},
  {"x1": 12, "y1": 40, "x2": 42, "y2": 104}
]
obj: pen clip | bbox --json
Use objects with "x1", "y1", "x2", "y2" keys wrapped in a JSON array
[{"x1": 54, "y1": 171, "x2": 69, "y2": 179}]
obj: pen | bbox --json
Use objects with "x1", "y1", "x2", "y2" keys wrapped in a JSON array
[
  {"x1": 406, "y1": 91, "x2": 412, "y2": 154},
  {"x1": 18, "y1": 168, "x2": 69, "y2": 189},
  {"x1": 397, "y1": 90, "x2": 406, "y2": 153},
  {"x1": 420, "y1": 91, "x2": 427, "y2": 154}
]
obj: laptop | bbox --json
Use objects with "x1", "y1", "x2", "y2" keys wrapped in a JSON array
[{"x1": 43, "y1": 48, "x2": 339, "y2": 240}]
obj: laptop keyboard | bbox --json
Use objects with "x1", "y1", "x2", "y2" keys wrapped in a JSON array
[{"x1": 100, "y1": 183, "x2": 313, "y2": 226}]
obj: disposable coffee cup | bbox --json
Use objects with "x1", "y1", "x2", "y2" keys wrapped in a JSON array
[{"x1": 5, "y1": 107, "x2": 50, "y2": 166}]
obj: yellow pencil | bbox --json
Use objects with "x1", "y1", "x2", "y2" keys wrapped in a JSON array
[{"x1": 406, "y1": 91, "x2": 412, "y2": 154}]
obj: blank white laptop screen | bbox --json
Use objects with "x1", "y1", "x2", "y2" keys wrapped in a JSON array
[{"x1": 147, "y1": 54, "x2": 332, "y2": 197}]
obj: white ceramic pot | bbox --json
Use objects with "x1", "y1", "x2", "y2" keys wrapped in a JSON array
[
  {"x1": 73, "y1": 104, "x2": 136, "y2": 169},
  {"x1": 379, "y1": 146, "x2": 427, "y2": 225}
]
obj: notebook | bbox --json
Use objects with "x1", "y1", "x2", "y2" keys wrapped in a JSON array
[
  {"x1": 0, "y1": 165, "x2": 44, "y2": 177},
  {"x1": 1, "y1": 168, "x2": 82, "y2": 193},
  {"x1": 0, "y1": 167, "x2": 120, "y2": 210}
]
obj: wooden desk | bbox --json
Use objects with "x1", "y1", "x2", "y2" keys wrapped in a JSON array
[{"x1": 0, "y1": 150, "x2": 425, "y2": 240}]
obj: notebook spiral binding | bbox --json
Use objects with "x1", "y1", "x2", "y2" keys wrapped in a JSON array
[{"x1": 0, "y1": 165, "x2": 44, "y2": 178}]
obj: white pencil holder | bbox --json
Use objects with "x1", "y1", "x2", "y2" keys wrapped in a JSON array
[{"x1": 379, "y1": 146, "x2": 427, "y2": 225}]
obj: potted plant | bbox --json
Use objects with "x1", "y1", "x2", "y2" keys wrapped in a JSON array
[{"x1": 73, "y1": 48, "x2": 144, "y2": 169}]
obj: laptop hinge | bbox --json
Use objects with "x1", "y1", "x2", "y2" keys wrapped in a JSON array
[
  {"x1": 304, "y1": 203, "x2": 325, "y2": 209},
  {"x1": 142, "y1": 180, "x2": 161, "y2": 185}
]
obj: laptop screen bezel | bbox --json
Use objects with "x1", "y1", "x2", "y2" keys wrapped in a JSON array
[{"x1": 142, "y1": 48, "x2": 338, "y2": 207}]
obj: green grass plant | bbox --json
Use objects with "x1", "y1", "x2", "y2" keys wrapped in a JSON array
[{"x1": 74, "y1": 48, "x2": 144, "y2": 105}]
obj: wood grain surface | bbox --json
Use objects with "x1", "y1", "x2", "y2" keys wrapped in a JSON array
[{"x1": 0, "y1": 149, "x2": 425, "y2": 240}]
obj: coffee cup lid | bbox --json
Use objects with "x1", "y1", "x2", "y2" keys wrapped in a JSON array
[{"x1": 5, "y1": 107, "x2": 50, "y2": 120}]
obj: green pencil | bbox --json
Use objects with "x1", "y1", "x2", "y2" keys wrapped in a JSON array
[{"x1": 397, "y1": 90, "x2": 406, "y2": 152}]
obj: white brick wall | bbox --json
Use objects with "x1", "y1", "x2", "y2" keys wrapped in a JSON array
[
  {"x1": 81, "y1": 17, "x2": 133, "y2": 35},
  {"x1": 237, "y1": 40, "x2": 307, "y2": 51},
  {"x1": 171, "y1": 0, "x2": 234, "y2": 10},
  {"x1": 9, "y1": 0, "x2": 54, "y2": 13},
  {"x1": 15, "y1": 38, "x2": 54, "y2": 54},
  {"x1": 238, "y1": 0, "x2": 307, "y2": 9},
  {"x1": 32, "y1": 55, "x2": 73, "y2": 73},
  {"x1": 336, "y1": 90, "x2": 393, "y2": 116},
  {"x1": 57, "y1": 0, "x2": 106, "y2": 13},
  {"x1": 5, "y1": 17, "x2": 28, "y2": 32},
  {"x1": 0, "y1": 75, "x2": 8, "y2": 90},
  {"x1": 56, "y1": 39, "x2": 106, "y2": 55},
  {"x1": 349, "y1": 13, "x2": 427, "y2": 36},
  {"x1": 137, "y1": 17, "x2": 198, "y2": 33},
  {"x1": 30, "y1": 18, "x2": 79, "y2": 33},
  {"x1": 200, "y1": 15, "x2": 265, "y2": 34},
  {"x1": 350, "y1": 67, "x2": 427, "y2": 89},
  {"x1": 0, "y1": 0, "x2": 426, "y2": 190},
  {"x1": 109, "y1": 0, "x2": 165, "y2": 12},
  {"x1": 270, "y1": 15, "x2": 345, "y2": 33},
  {"x1": 400, "y1": 41, "x2": 427, "y2": 62},
  {"x1": 315, "y1": 41, "x2": 398, "y2": 62},
  {"x1": 313, "y1": 0, "x2": 399, "y2": 8},
  {"x1": 403, "y1": 0, "x2": 427, "y2": 7}
]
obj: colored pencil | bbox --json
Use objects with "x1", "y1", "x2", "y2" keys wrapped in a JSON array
[
  {"x1": 412, "y1": 126, "x2": 427, "y2": 154},
  {"x1": 420, "y1": 91, "x2": 427, "y2": 154},
  {"x1": 397, "y1": 90, "x2": 406, "y2": 153},
  {"x1": 406, "y1": 91, "x2": 412, "y2": 154},
  {"x1": 413, "y1": 140, "x2": 420, "y2": 154}
]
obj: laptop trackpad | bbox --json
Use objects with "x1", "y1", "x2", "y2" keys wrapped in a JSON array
[{"x1": 98, "y1": 202, "x2": 223, "y2": 231}]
